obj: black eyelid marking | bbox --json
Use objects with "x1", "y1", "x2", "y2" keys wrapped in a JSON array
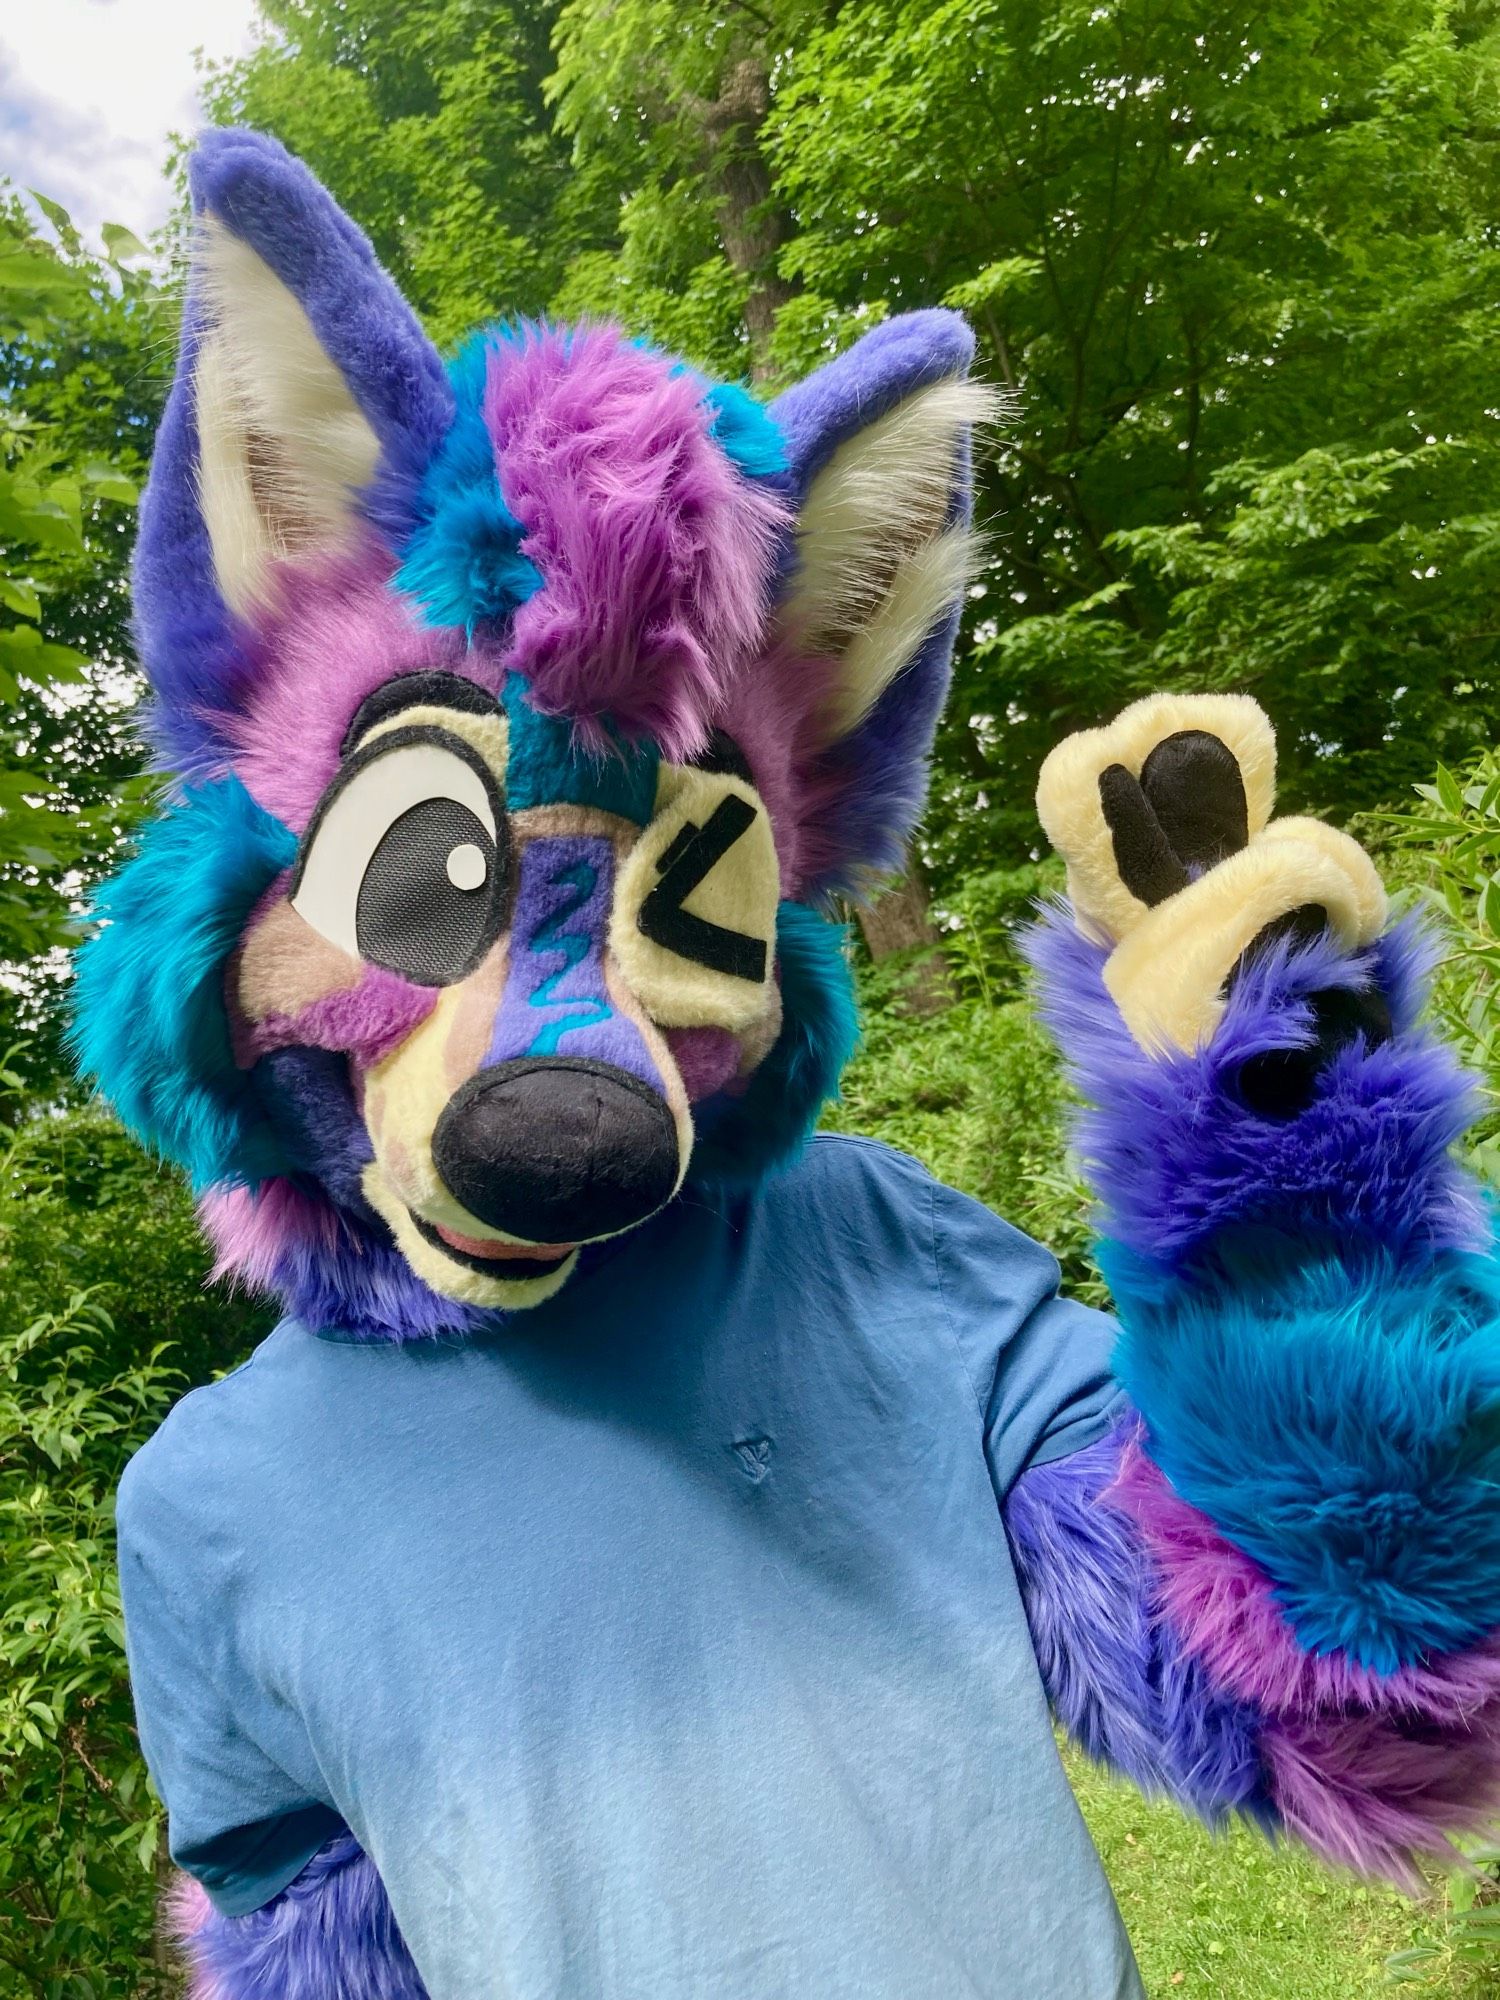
[
  {"x1": 638, "y1": 793, "x2": 769, "y2": 984},
  {"x1": 291, "y1": 722, "x2": 507, "y2": 901},
  {"x1": 341, "y1": 671, "x2": 499, "y2": 757},
  {"x1": 688, "y1": 729, "x2": 754, "y2": 785}
]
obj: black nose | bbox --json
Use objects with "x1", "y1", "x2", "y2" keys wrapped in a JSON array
[{"x1": 431, "y1": 1058, "x2": 681, "y2": 1243}]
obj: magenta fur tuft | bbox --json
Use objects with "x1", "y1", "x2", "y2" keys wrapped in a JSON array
[{"x1": 485, "y1": 325, "x2": 789, "y2": 761}]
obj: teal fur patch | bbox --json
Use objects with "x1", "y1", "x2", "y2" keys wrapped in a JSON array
[
  {"x1": 503, "y1": 674, "x2": 658, "y2": 824},
  {"x1": 703, "y1": 381, "x2": 788, "y2": 479},
  {"x1": 527, "y1": 857, "x2": 613, "y2": 1055},
  {"x1": 690, "y1": 902, "x2": 859, "y2": 1185},
  {"x1": 397, "y1": 331, "x2": 541, "y2": 635},
  {"x1": 1106, "y1": 1236, "x2": 1500, "y2": 1672},
  {"x1": 70, "y1": 777, "x2": 297, "y2": 1190}
]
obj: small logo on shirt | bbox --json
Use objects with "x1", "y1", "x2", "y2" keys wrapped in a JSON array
[{"x1": 731, "y1": 1437, "x2": 773, "y2": 1483}]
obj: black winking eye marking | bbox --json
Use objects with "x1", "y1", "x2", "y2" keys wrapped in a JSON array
[{"x1": 638, "y1": 794, "x2": 769, "y2": 983}]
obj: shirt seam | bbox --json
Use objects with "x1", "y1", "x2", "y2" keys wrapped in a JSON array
[{"x1": 928, "y1": 1176, "x2": 989, "y2": 1431}]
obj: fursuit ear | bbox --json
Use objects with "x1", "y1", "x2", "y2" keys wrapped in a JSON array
[
  {"x1": 137, "y1": 128, "x2": 451, "y2": 774},
  {"x1": 767, "y1": 311, "x2": 997, "y2": 896}
]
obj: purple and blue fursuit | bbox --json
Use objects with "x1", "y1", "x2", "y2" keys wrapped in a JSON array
[{"x1": 73, "y1": 129, "x2": 1500, "y2": 1997}]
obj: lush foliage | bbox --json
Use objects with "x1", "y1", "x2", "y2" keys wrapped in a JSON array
[
  {"x1": 4, "y1": 0, "x2": 1500, "y2": 1991},
  {"x1": 0, "y1": 197, "x2": 166, "y2": 1088},
  {"x1": 0, "y1": 1088, "x2": 269, "y2": 1997}
]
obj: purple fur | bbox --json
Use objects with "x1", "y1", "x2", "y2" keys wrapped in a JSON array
[
  {"x1": 1260, "y1": 1710, "x2": 1500, "y2": 1892},
  {"x1": 203, "y1": 1180, "x2": 491, "y2": 1343},
  {"x1": 485, "y1": 324, "x2": 788, "y2": 760},
  {"x1": 137, "y1": 132, "x2": 451, "y2": 782},
  {"x1": 768, "y1": 309, "x2": 974, "y2": 498},
  {"x1": 485, "y1": 834, "x2": 662, "y2": 1085},
  {"x1": 1003, "y1": 1422, "x2": 1270, "y2": 1825},
  {"x1": 1025, "y1": 909, "x2": 1489, "y2": 1272},
  {"x1": 173, "y1": 1836, "x2": 428, "y2": 1999},
  {"x1": 220, "y1": 545, "x2": 499, "y2": 833},
  {"x1": 237, "y1": 966, "x2": 437, "y2": 1070},
  {"x1": 748, "y1": 310, "x2": 978, "y2": 899}
]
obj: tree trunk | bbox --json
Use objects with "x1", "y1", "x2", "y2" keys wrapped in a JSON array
[
  {"x1": 857, "y1": 864, "x2": 955, "y2": 1015},
  {"x1": 699, "y1": 56, "x2": 794, "y2": 382}
]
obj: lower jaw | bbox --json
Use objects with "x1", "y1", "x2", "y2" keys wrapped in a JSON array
[{"x1": 409, "y1": 1211, "x2": 576, "y2": 1280}]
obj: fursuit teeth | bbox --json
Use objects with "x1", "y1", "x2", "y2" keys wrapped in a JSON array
[
  {"x1": 1009, "y1": 1422, "x2": 1500, "y2": 1891},
  {"x1": 172, "y1": 1835, "x2": 429, "y2": 2000}
]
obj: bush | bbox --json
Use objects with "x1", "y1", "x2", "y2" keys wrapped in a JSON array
[{"x1": 0, "y1": 1088, "x2": 272, "y2": 1996}]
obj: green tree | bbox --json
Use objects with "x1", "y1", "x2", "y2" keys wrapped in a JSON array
[
  {"x1": 0, "y1": 1092, "x2": 271, "y2": 1996},
  {"x1": 0, "y1": 195, "x2": 168, "y2": 1094},
  {"x1": 767, "y1": 1, "x2": 1500, "y2": 882},
  {"x1": 201, "y1": 0, "x2": 620, "y2": 347}
]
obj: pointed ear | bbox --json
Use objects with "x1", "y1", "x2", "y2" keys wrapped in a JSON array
[
  {"x1": 766, "y1": 311, "x2": 997, "y2": 895},
  {"x1": 136, "y1": 129, "x2": 452, "y2": 772}
]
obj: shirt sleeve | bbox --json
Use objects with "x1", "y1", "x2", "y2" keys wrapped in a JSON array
[
  {"x1": 928, "y1": 1175, "x2": 1125, "y2": 1497},
  {"x1": 115, "y1": 1444, "x2": 343, "y2": 1917}
]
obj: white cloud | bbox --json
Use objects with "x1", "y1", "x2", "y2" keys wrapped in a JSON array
[{"x1": 0, "y1": 0, "x2": 263, "y2": 248}]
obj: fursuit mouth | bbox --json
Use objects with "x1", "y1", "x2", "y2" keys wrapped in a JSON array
[{"x1": 409, "y1": 1212, "x2": 577, "y2": 1278}]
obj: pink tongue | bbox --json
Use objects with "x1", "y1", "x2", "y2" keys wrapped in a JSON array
[{"x1": 432, "y1": 1222, "x2": 575, "y2": 1263}]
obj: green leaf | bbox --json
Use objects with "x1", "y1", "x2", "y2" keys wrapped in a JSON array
[
  {"x1": 0, "y1": 578, "x2": 42, "y2": 621},
  {"x1": 99, "y1": 222, "x2": 149, "y2": 265}
]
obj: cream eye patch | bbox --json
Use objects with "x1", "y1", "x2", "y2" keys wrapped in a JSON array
[{"x1": 611, "y1": 762, "x2": 779, "y2": 1032}]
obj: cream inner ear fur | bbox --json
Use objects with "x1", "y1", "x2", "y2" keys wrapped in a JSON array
[
  {"x1": 1035, "y1": 691, "x2": 1278, "y2": 943},
  {"x1": 779, "y1": 376, "x2": 999, "y2": 745},
  {"x1": 193, "y1": 216, "x2": 382, "y2": 616}
]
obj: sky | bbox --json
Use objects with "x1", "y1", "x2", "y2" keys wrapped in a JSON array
[{"x1": 0, "y1": 0, "x2": 263, "y2": 248}]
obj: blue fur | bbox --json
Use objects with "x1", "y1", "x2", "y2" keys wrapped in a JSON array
[
  {"x1": 396, "y1": 331, "x2": 541, "y2": 635},
  {"x1": 690, "y1": 902, "x2": 859, "y2": 1186},
  {"x1": 502, "y1": 672, "x2": 658, "y2": 822},
  {"x1": 70, "y1": 777, "x2": 296, "y2": 1191},
  {"x1": 184, "y1": 1832, "x2": 428, "y2": 1999},
  {"x1": 703, "y1": 381, "x2": 788, "y2": 479},
  {"x1": 1106, "y1": 1239, "x2": 1500, "y2": 1672},
  {"x1": 1004, "y1": 1421, "x2": 1273, "y2": 1827}
]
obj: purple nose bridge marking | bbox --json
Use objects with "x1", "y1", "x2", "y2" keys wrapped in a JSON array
[{"x1": 485, "y1": 835, "x2": 662, "y2": 1089}]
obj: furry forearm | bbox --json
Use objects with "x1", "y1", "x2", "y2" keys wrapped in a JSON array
[
  {"x1": 1007, "y1": 1418, "x2": 1500, "y2": 1888},
  {"x1": 1022, "y1": 904, "x2": 1500, "y2": 1879},
  {"x1": 1029, "y1": 907, "x2": 1500, "y2": 1670},
  {"x1": 1027, "y1": 911, "x2": 1487, "y2": 1274},
  {"x1": 173, "y1": 1834, "x2": 429, "y2": 2000}
]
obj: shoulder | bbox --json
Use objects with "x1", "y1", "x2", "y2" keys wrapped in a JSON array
[
  {"x1": 115, "y1": 1320, "x2": 310, "y2": 1544},
  {"x1": 779, "y1": 1135, "x2": 1055, "y2": 1271}
]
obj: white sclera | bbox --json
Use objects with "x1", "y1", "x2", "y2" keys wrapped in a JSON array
[
  {"x1": 292, "y1": 741, "x2": 497, "y2": 960},
  {"x1": 446, "y1": 842, "x2": 488, "y2": 892}
]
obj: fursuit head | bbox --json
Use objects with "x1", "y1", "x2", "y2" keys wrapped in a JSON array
[{"x1": 73, "y1": 128, "x2": 996, "y2": 1335}]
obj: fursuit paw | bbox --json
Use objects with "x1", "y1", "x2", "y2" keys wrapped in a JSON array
[{"x1": 1036, "y1": 694, "x2": 1391, "y2": 1105}]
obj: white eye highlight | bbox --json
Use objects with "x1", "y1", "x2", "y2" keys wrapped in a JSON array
[
  {"x1": 446, "y1": 842, "x2": 488, "y2": 893},
  {"x1": 291, "y1": 731, "x2": 507, "y2": 985}
]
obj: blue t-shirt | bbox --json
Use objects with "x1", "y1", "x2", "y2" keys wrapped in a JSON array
[{"x1": 117, "y1": 1135, "x2": 1141, "y2": 1999}]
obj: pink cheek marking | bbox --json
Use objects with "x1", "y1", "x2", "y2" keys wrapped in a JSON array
[
  {"x1": 664, "y1": 1026, "x2": 742, "y2": 1102},
  {"x1": 240, "y1": 967, "x2": 438, "y2": 1070}
]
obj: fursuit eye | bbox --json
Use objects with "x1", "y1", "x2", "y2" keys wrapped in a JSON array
[{"x1": 291, "y1": 730, "x2": 509, "y2": 985}]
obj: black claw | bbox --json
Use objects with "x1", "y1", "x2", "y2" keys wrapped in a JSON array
[
  {"x1": 1138, "y1": 729, "x2": 1249, "y2": 871},
  {"x1": 1234, "y1": 983, "x2": 1393, "y2": 1122},
  {"x1": 1098, "y1": 763, "x2": 1191, "y2": 907}
]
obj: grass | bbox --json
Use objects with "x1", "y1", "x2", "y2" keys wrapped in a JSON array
[{"x1": 1066, "y1": 1748, "x2": 1500, "y2": 1998}]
